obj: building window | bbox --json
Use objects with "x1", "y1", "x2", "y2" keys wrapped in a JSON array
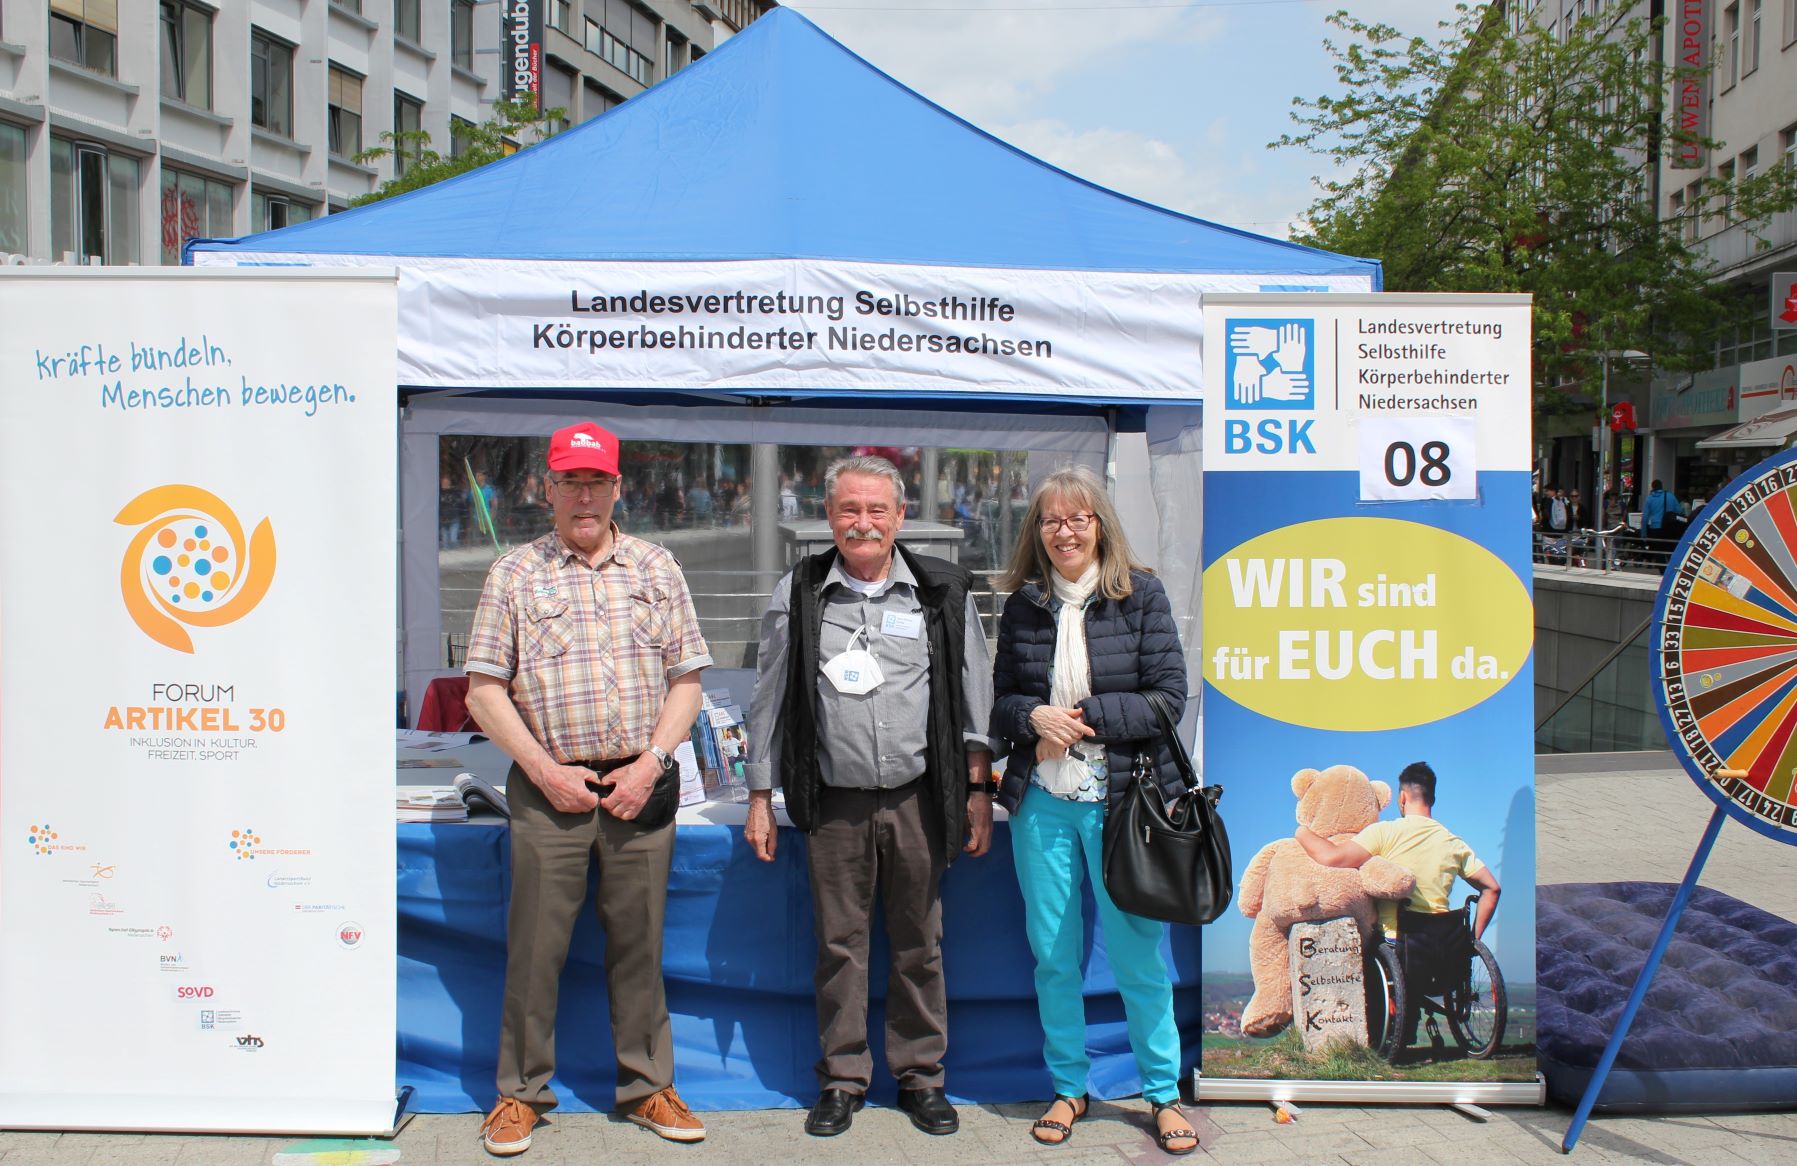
[
  {"x1": 543, "y1": 63, "x2": 574, "y2": 132},
  {"x1": 50, "y1": 1, "x2": 118, "y2": 76},
  {"x1": 160, "y1": 167, "x2": 233, "y2": 264},
  {"x1": 251, "y1": 31, "x2": 294, "y2": 137},
  {"x1": 251, "y1": 191, "x2": 314, "y2": 233},
  {"x1": 552, "y1": 1, "x2": 572, "y2": 32},
  {"x1": 587, "y1": 1, "x2": 656, "y2": 87},
  {"x1": 160, "y1": 1, "x2": 213, "y2": 109},
  {"x1": 451, "y1": 0, "x2": 475, "y2": 71},
  {"x1": 394, "y1": 92, "x2": 424, "y2": 174},
  {"x1": 333, "y1": 0, "x2": 362, "y2": 12},
  {"x1": 1717, "y1": 160, "x2": 1737, "y2": 221},
  {"x1": 666, "y1": 30, "x2": 686, "y2": 78},
  {"x1": 1748, "y1": 0, "x2": 1763, "y2": 73},
  {"x1": 50, "y1": 138, "x2": 139, "y2": 264},
  {"x1": 329, "y1": 66, "x2": 365, "y2": 158},
  {"x1": 1784, "y1": 124, "x2": 1797, "y2": 170},
  {"x1": 450, "y1": 116, "x2": 477, "y2": 158},
  {"x1": 584, "y1": 80, "x2": 621, "y2": 121},
  {"x1": 395, "y1": 0, "x2": 422, "y2": 43},
  {"x1": 1725, "y1": 3, "x2": 1741, "y2": 90},
  {"x1": 0, "y1": 121, "x2": 27, "y2": 255}
]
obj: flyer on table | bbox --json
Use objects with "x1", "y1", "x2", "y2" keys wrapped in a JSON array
[
  {"x1": 1198, "y1": 294, "x2": 1538, "y2": 1092},
  {"x1": 0, "y1": 269, "x2": 398, "y2": 1131}
]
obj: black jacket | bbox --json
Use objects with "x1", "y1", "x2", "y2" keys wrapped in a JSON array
[
  {"x1": 990, "y1": 570, "x2": 1188, "y2": 814},
  {"x1": 777, "y1": 544, "x2": 974, "y2": 856}
]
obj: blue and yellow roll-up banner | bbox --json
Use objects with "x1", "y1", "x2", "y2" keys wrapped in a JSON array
[
  {"x1": 1198, "y1": 294, "x2": 1539, "y2": 1103},
  {"x1": 0, "y1": 269, "x2": 398, "y2": 1131}
]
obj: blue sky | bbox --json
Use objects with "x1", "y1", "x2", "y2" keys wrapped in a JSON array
[{"x1": 787, "y1": 0, "x2": 1466, "y2": 241}]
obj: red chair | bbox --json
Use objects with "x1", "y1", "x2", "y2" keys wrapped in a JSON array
[{"x1": 416, "y1": 675, "x2": 477, "y2": 733}]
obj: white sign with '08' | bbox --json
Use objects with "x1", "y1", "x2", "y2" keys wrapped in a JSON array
[{"x1": 1358, "y1": 415, "x2": 1478, "y2": 501}]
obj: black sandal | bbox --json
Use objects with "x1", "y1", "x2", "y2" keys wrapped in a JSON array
[
  {"x1": 1029, "y1": 1094, "x2": 1088, "y2": 1146},
  {"x1": 1150, "y1": 1099, "x2": 1198, "y2": 1156}
]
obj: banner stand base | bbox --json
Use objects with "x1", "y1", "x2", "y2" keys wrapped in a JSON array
[
  {"x1": 1193, "y1": 1072, "x2": 1545, "y2": 1107},
  {"x1": 387, "y1": 1086, "x2": 417, "y2": 1138}
]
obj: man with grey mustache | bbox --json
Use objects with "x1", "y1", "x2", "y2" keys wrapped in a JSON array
[{"x1": 744, "y1": 455, "x2": 994, "y2": 1139}]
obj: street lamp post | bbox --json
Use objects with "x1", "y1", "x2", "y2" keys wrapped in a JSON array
[{"x1": 1597, "y1": 349, "x2": 1649, "y2": 569}]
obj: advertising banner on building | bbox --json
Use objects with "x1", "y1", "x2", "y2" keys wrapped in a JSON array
[
  {"x1": 192, "y1": 251, "x2": 1373, "y2": 401},
  {"x1": 0, "y1": 269, "x2": 398, "y2": 1132},
  {"x1": 1198, "y1": 293, "x2": 1539, "y2": 1103},
  {"x1": 500, "y1": 0, "x2": 543, "y2": 109}
]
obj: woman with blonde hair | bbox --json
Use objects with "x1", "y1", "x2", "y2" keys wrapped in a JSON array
[{"x1": 990, "y1": 465, "x2": 1195, "y2": 1155}]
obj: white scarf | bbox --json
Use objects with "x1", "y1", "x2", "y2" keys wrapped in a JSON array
[{"x1": 1037, "y1": 563, "x2": 1102, "y2": 795}]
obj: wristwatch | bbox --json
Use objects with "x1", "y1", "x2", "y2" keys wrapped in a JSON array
[{"x1": 647, "y1": 744, "x2": 677, "y2": 774}]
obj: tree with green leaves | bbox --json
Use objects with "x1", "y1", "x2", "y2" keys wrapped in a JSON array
[
  {"x1": 1280, "y1": 5, "x2": 1796, "y2": 418},
  {"x1": 352, "y1": 98, "x2": 568, "y2": 207}
]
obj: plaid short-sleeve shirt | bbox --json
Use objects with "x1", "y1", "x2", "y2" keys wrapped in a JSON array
[{"x1": 464, "y1": 528, "x2": 712, "y2": 764}]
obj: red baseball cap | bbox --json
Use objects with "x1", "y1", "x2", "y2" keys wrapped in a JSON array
[{"x1": 547, "y1": 422, "x2": 619, "y2": 475}]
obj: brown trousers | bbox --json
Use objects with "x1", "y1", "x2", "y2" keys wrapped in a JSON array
[
  {"x1": 496, "y1": 762, "x2": 675, "y2": 1111},
  {"x1": 808, "y1": 781, "x2": 949, "y2": 1095}
]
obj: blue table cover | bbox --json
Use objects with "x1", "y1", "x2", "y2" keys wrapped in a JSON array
[{"x1": 398, "y1": 820, "x2": 1202, "y2": 1112}]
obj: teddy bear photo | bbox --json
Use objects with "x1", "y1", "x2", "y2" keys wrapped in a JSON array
[{"x1": 1235, "y1": 764, "x2": 1417, "y2": 1038}]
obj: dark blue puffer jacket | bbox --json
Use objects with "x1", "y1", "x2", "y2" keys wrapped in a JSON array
[{"x1": 990, "y1": 570, "x2": 1188, "y2": 814}]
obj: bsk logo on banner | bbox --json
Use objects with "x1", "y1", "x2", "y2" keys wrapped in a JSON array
[{"x1": 1225, "y1": 319, "x2": 1315, "y2": 409}]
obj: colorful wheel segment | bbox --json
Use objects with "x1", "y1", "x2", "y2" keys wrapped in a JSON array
[{"x1": 1656, "y1": 447, "x2": 1797, "y2": 844}]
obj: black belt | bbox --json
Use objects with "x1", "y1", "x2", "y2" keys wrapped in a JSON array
[{"x1": 568, "y1": 756, "x2": 641, "y2": 776}]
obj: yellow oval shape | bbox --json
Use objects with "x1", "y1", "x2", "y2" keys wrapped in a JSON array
[{"x1": 1202, "y1": 518, "x2": 1531, "y2": 731}]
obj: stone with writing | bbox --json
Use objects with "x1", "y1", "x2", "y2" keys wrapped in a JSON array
[
  {"x1": 1289, "y1": 917, "x2": 1368, "y2": 1052},
  {"x1": 1237, "y1": 764, "x2": 1416, "y2": 1037}
]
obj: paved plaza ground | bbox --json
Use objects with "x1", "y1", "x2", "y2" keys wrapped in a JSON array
[{"x1": 2, "y1": 752, "x2": 1790, "y2": 1165}]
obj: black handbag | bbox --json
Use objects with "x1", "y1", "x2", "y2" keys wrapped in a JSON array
[{"x1": 1100, "y1": 690, "x2": 1232, "y2": 926}]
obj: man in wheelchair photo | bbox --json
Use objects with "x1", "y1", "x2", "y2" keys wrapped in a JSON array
[{"x1": 1294, "y1": 762, "x2": 1505, "y2": 1061}]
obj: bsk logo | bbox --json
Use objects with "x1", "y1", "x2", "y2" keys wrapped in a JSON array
[
  {"x1": 200, "y1": 1009, "x2": 215, "y2": 1029},
  {"x1": 1224, "y1": 319, "x2": 1315, "y2": 410}
]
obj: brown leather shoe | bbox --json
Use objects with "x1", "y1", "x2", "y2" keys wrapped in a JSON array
[
  {"x1": 480, "y1": 1097, "x2": 536, "y2": 1156},
  {"x1": 626, "y1": 1085, "x2": 706, "y2": 1142}
]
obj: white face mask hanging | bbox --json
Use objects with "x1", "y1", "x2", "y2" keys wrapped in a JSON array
[{"x1": 822, "y1": 626, "x2": 884, "y2": 696}]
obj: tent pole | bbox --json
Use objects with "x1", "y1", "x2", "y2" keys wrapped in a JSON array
[
  {"x1": 919, "y1": 448, "x2": 940, "y2": 523},
  {"x1": 752, "y1": 442, "x2": 781, "y2": 583}
]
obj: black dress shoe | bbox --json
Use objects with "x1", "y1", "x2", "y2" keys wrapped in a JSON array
[
  {"x1": 896, "y1": 1086, "x2": 959, "y2": 1135},
  {"x1": 804, "y1": 1089, "x2": 864, "y2": 1137}
]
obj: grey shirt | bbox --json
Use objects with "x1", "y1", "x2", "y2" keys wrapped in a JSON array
[{"x1": 744, "y1": 553, "x2": 994, "y2": 791}]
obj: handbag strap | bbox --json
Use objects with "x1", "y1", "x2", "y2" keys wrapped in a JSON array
[{"x1": 1141, "y1": 690, "x2": 1200, "y2": 792}]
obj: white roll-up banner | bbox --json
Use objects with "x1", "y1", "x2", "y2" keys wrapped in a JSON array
[{"x1": 0, "y1": 268, "x2": 398, "y2": 1132}]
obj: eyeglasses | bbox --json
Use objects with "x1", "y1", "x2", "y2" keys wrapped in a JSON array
[
  {"x1": 551, "y1": 477, "x2": 619, "y2": 498},
  {"x1": 1039, "y1": 513, "x2": 1097, "y2": 534}
]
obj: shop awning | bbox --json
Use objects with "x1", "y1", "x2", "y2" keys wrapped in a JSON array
[{"x1": 1697, "y1": 407, "x2": 1797, "y2": 450}]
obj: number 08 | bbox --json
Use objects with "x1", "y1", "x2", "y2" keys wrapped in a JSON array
[{"x1": 1384, "y1": 440, "x2": 1452, "y2": 488}]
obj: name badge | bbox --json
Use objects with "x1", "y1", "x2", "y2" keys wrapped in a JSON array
[{"x1": 881, "y1": 610, "x2": 923, "y2": 639}]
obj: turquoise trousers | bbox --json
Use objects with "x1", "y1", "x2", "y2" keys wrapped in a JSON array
[{"x1": 1011, "y1": 784, "x2": 1182, "y2": 1103}]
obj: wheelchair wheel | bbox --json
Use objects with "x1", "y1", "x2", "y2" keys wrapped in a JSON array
[
  {"x1": 1449, "y1": 939, "x2": 1507, "y2": 1059},
  {"x1": 1364, "y1": 940, "x2": 1406, "y2": 1061}
]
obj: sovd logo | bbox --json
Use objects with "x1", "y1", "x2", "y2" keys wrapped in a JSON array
[{"x1": 176, "y1": 985, "x2": 214, "y2": 1000}]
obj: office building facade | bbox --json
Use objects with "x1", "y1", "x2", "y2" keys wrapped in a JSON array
[{"x1": 0, "y1": 0, "x2": 771, "y2": 266}]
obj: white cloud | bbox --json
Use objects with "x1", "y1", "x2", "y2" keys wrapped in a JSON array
[
  {"x1": 992, "y1": 117, "x2": 1287, "y2": 232},
  {"x1": 790, "y1": 2, "x2": 1224, "y2": 123}
]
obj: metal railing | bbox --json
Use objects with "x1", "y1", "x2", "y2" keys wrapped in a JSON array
[
  {"x1": 442, "y1": 568, "x2": 1017, "y2": 671},
  {"x1": 1532, "y1": 525, "x2": 1684, "y2": 575}
]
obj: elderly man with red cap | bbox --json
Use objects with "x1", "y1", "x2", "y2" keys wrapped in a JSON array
[{"x1": 464, "y1": 422, "x2": 711, "y2": 1155}]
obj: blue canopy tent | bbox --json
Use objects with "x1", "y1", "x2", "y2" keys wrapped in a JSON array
[{"x1": 192, "y1": 7, "x2": 1379, "y2": 1114}]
